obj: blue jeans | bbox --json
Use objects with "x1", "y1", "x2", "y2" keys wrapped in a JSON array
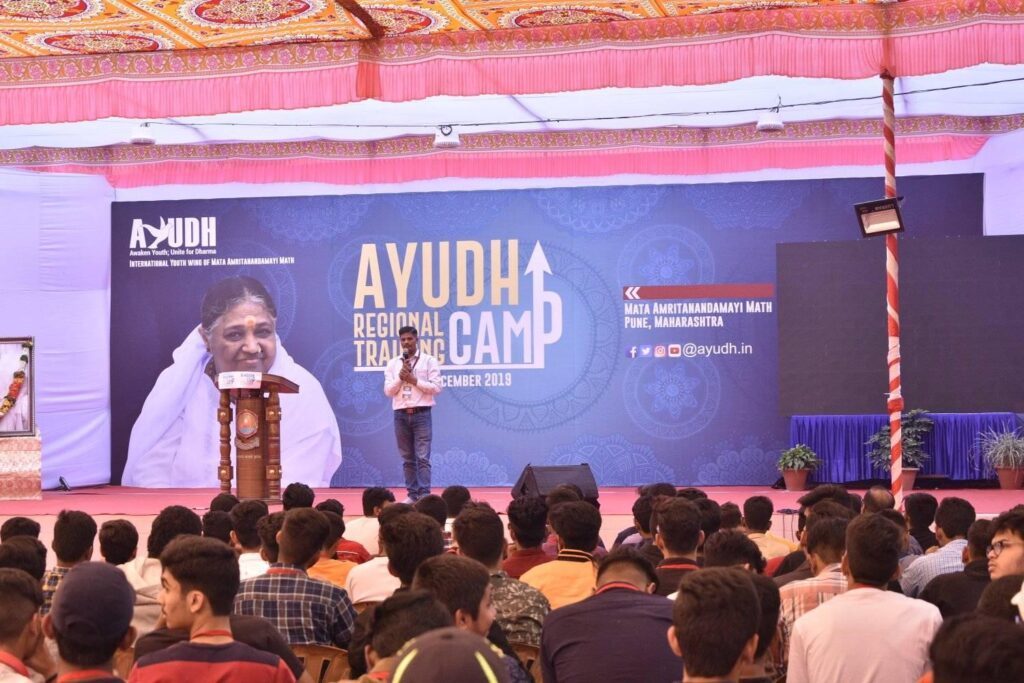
[{"x1": 394, "y1": 408, "x2": 432, "y2": 499}]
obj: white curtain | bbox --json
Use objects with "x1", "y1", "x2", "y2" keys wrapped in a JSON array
[{"x1": 0, "y1": 168, "x2": 113, "y2": 488}]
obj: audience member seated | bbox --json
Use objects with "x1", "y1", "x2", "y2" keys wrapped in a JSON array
[
  {"x1": 778, "y1": 516, "x2": 848, "y2": 664},
  {"x1": 630, "y1": 494, "x2": 666, "y2": 566},
  {"x1": 694, "y1": 498, "x2": 722, "y2": 560},
  {"x1": 904, "y1": 492, "x2": 939, "y2": 551},
  {"x1": 975, "y1": 574, "x2": 1024, "y2": 622},
  {"x1": 209, "y1": 493, "x2": 240, "y2": 513},
  {"x1": 876, "y1": 508, "x2": 922, "y2": 572},
  {"x1": 541, "y1": 547, "x2": 680, "y2": 683},
  {"x1": 703, "y1": 530, "x2": 767, "y2": 574},
  {"x1": 230, "y1": 500, "x2": 270, "y2": 580},
  {"x1": 99, "y1": 520, "x2": 139, "y2": 566},
  {"x1": 411, "y1": 555, "x2": 529, "y2": 683},
  {"x1": 743, "y1": 496, "x2": 798, "y2": 561},
  {"x1": 315, "y1": 500, "x2": 371, "y2": 564},
  {"x1": 345, "y1": 487, "x2": 396, "y2": 557},
  {"x1": 900, "y1": 497, "x2": 975, "y2": 597},
  {"x1": 862, "y1": 486, "x2": 895, "y2": 514},
  {"x1": 521, "y1": 501, "x2": 601, "y2": 609},
  {"x1": 919, "y1": 519, "x2": 993, "y2": 617},
  {"x1": 986, "y1": 508, "x2": 1024, "y2": 579},
  {"x1": 235, "y1": 508, "x2": 356, "y2": 648},
  {"x1": 676, "y1": 487, "x2": 708, "y2": 501},
  {"x1": 344, "y1": 504, "x2": 413, "y2": 604},
  {"x1": 281, "y1": 482, "x2": 315, "y2": 511},
  {"x1": 452, "y1": 505, "x2": 549, "y2": 648},
  {"x1": 612, "y1": 484, "x2": 677, "y2": 548},
  {"x1": 0, "y1": 518, "x2": 40, "y2": 542},
  {"x1": 120, "y1": 505, "x2": 202, "y2": 639},
  {"x1": 256, "y1": 511, "x2": 286, "y2": 563},
  {"x1": 42, "y1": 510, "x2": 97, "y2": 615},
  {"x1": 925, "y1": 613, "x2": 1024, "y2": 683},
  {"x1": 382, "y1": 511, "x2": 445, "y2": 591},
  {"x1": 502, "y1": 497, "x2": 552, "y2": 579},
  {"x1": 131, "y1": 537, "x2": 294, "y2": 683},
  {"x1": 786, "y1": 513, "x2": 942, "y2": 683},
  {"x1": 389, "y1": 628, "x2": 511, "y2": 683},
  {"x1": 0, "y1": 537, "x2": 47, "y2": 582},
  {"x1": 651, "y1": 498, "x2": 702, "y2": 597},
  {"x1": 44, "y1": 563, "x2": 136, "y2": 683},
  {"x1": 719, "y1": 502, "x2": 743, "y2": 531},
  {"x1": 0, "y1": 568, "x2": 55, "y2": 683},
  {"x1": 774, "y1": 499, "x2": 855, "y2": 588},
  {"x1": 741, "y1": 574, "x2": 781, "y2": 683},
  {"x1": 669, "y1": 567, "x2": 760, "y2": 683},
  {"x1": 541, "y1": 486, "x2": 583, "y2": 557},
  {"x1": 201, "y1": 510, "x2": 234, "y2": 544},
  {"x1": 414, "y1": 495, "x2": 451, "y2": 548},
  {"x1": 307, "y1": 511, "x2": 358, "y2": 588},
  {"x1": 442, "y1": 485, "x2": 472, "y2": 538}
]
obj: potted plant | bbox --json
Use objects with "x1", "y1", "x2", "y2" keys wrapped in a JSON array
[
  {"x1": 777, "y1": 444, "x2": 821, "y2": 491},
  {"x1": 866, "y1": 409, "x2": 934, "y2": 491},
  {"x1": 979, "y1": 428, "x2": 1024, "y2": 490}
]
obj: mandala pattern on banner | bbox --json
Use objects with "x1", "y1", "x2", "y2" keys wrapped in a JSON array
[
  {"x1": 431, "y1": 447, "x2": 511, "y2": 487},
  {"x1": 27, "y1": 30, "x2": 170, "y2": 54},
  {"x1": 547, "y1": 434, "x2": 676, "y2": 486},
  {"x1": 257, "y1": 196, "x2": 373, "y2": 243},
  {"x1": 389, "y1": 191, "x2": 516, "y2": 238},
  {"x1": 695, "y1": 437, "x2": 782, "y2": 485},
  {"x1": 531, "y1": 185, "x2": 666, "y2": 234},
  {"x1": 688, "y1": 182, "x2": 812, "y2": 231},
  {"x1": 0, "y1": 0, "x2": 102, "y2": 21},
  {"x1": 500, "y1": 5, "x2": 640, "y2": 28},
  {"x1": 329, "y1": 446, "x2": 385, "y2": 487},
  {"x1": 181, "y1": 0, "x2": 327, "y2": 28},
  {"x1": 313, "y1": 341, "x2": 393, "y2": 436},
  {"x1": 622, "y1": 358, "x2": 721, "y2": 439},
  {"x1": 616, "y1": 223, "x2": 715, "y2": 287},
  {"x1": 366, "y1": 5, "x2": 449, "y2": 34}
]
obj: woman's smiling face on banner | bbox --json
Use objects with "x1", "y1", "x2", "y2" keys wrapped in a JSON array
[{"x1": 203, "y1": 300, "x2": 277, "y2": 374}]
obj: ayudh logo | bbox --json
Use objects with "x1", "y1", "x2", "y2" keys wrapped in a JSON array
[{"x1": 129, "y1": 217, "x2": 217, "y2": 250}]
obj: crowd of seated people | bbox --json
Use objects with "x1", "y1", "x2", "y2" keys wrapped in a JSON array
[{"x1": 0, "y1": 481, "x2": 1022, "y2": 683}]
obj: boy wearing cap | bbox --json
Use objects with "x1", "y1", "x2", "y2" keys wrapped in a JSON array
[
  {"x1": 0, "y1": 568, "x2": 57, "y2": 683},
  {"x1": 41, "y1": 562, "x2": 137, "y2": 683},
  {"x1": 129, "y1": 536, "x2": 294, "y2": 683}
]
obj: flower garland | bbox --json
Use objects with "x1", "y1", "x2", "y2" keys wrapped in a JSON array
[{"x1": 0, "y1": 341, "x2": 31, "y2": 418}]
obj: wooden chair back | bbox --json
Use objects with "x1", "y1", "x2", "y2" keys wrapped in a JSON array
[{"x1": 291, "y1": 644, "x2": 350, "y2": 683}]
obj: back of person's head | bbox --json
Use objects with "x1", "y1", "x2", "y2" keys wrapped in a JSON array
[
  {"x1": 256, "y1": 511, "x2": 286, "y2": 563},
  {"x1": 99, "y1": 520, "x2": 138, "y2": 566},
  {"x1": 862, "y1": 486, "x2": 895, "y2": 514},
  {"x1": 0, "y1": 568, "x2": 42, "y2": 644},
  {"x1": 742, "y1": 496, "x2": 773, "y2": 533},
  {"x1": 377, "y1": 502, "x2": 415, "y2": 547},
  {"x1": 282, "y1": 482, "x2": 315, "y2": 510},
  {"x1": 989, "y1": 508, "x2": 1024, "y2": 541},
  {"x1": 230, "y1": 499, "x2": 269, "y2": 550},
  {"x1": 935, "y1": 497, "x2": 976, "y2": 540},
  {"x1": 641, "y1": 482, "x2": 679, "y2": 498},
  {"x1": 719, "y1": 502, "x2": 743, "y2": 530},
  {"x1": 904, "y1": 492, "x2": 939, "y2": 529},
  {"x1": 369, "y1": 590, "x2": 454, "y2": 659},
  {"x1": 208, "y1": 492, "x2": 240, "y2": 513},
  {"x1": 748, "y1": 574, "x2": 781, "y2": 661},
  {"x1": 506, "y1": 496, "x2": 548, "y2": 549},
  {"x1": 415, "y1": 495, "x2": 449, "y2": 527},
  {"x1": 631, "y1": 494, "x2": 656, "y2": 534},
  {"x1": 279, "y1": 508, "x2": 329, "y2": 567},
  {"x1": 160, "y1": 536, "x2": 240, "y2": 618},
  {"x1": 875, "y1": 508, "x2": 908, "y2": 529},
  {"x1": 412, "y1": 554, "x2": 490, "y2": 623},
  {"x1": 545, "y1": 485, "x2": 581, "y2": 511},
  {"x1": 382, "y1": 512, "x2": 445, "y2": 585},
  {"x1": 362, "y1": 487, "x2": 396, "y2": 516},
  {"x1": 452, "y1": 505, "x2": 504, "y2": 567},
  {"x1": 53, "y1": 510, "x2": 97, "y2": 564},
  {"x1": 975, "y1": 574, "x2": 1024, "y2": 622},
  {"x1": 0, "y1": 537, "x2": 47, "y2": 581},
  {"x1": 321, "y1": 511, "x2": 346, "y2": 553},
  {"x1": 441, "y1": 486, "x2": 472, "y2": 518},
  {"x1": 804, "y1": 499, "x2": 856, "y2": 538},
  {"x1": 695, "y1": 498, "x2": 722, "y2": 544},
  {"x1": 549, "y1": 500, "x2": 601, "y2": 553},
  {"x1": 201, "y1": 510, "x2": 233, "y2": 544},
  {"x1": 845, "y1": 512, "x2": 901, "y2": 587},
  {"x1": 596, "y1": 546, "x2": 658, "y2": 591},
  {"x1": 805, "y1": 516, "x2": 848, "y2": 564},
  {"x1": 703, "y1": 530, "x2": 766, "y2": 573},
  {"x1": 46, "y1": 562, "x2": 135, "y2": 667},
  {"x1": 966, "y1": 519, "x2": 995, "y2": 561},
  {"x1": 672, "y1": 567, "x2": 760, "y2": 678},
  {"x1": 148, "y1": 505, "x2": 202, "y2": 558},
  {"x1": 315, "y1": 498, "x2": 345, "y2": 516},
  {"x1": 0, "y1": 516, "x2": 40, "y2": 542},
  {"x1": 677, "y1": 487, "x2": 708, "y2": 501},
  {"x1": 391, "y1": 627, "x2": 510, "y2": 683},
  {"x1": 929, "y1": 613, "x2": 1024, "y2": 683},
  {"x1": 653, "y1": 498, "x2": 702, "y2": 556}
]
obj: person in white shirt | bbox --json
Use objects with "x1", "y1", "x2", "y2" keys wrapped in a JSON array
[
  {"x1": 344, "y1": 504, "x2": 413, "y2": 605},
  {"x1": 787, "y1": 513, "x2": 942, "y2": 683},
  {"x1": 345, "y1": 487, "x2": 396, "y2": 557},
  {"x1": 230, "y1": 500, "x2": 270, "y2": 580},
  {"x1": 383, "y1": 326, "x2": 442, "y2": 503}
]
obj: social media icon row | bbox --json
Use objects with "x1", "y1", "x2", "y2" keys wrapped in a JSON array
[{"x1": 627, "y1": 344, "x2": 683, "y2": 358}]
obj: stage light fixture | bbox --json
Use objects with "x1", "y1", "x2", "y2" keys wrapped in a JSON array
[
  {"x1": 756, "y1": 97, "x2": 784, "y2": 132},
  {"x1": 130, "y1": 122, "x2": 156, "y2": 145},
  {"x1": 433, "y1": 125, "x2": 461, "y2": 148},
  {"x1": 854, "y1": 197, "x2": 906, "y2": 237}
]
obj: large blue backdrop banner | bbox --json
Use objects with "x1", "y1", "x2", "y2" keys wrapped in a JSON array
[{"x1": 110, "y1": 175, "x2": 983, "y2": 488}]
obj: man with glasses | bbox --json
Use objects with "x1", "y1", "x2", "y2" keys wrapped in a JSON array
[{"x1": 987, "y1": 508, "x2": 1024, "y2": 580}]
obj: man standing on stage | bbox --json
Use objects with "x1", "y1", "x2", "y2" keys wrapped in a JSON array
[{"x1": 384, "y1": 326, "x2": 442, "y2": 503}]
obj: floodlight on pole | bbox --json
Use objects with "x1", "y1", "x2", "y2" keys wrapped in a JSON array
[{"x1": 854, "y1": 197, "x2": 905, "y2": 237}]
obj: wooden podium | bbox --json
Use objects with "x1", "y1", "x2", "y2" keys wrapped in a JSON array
[{"x1": 216, "y1": 373, "x2": 299, "y2": 501}]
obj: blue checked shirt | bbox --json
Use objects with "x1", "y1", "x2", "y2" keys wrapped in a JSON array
[
  {"x1": 233, "y1": 563, "x2": 356, "y2": 647},
  {"x1": 40, "y1": 566, "x2": 70, "y2": 616},
  {"x1": 899, "y1": 538, "x2": 968, "y2": 598}
]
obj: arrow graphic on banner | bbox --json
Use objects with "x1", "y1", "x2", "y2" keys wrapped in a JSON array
[
  {"x1": 624, "y1": 286, "x2": 641, "y2": 299},
  {"x1": 526, "y1": 241, "x2": 562, "y2": 368},
  {"x1": 622, "y1": 284, "x2": 774, "y2": 300}
]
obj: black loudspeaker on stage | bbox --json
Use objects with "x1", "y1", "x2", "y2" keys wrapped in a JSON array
[{"x1": 512, "y1": 464, "x2": 599, "y2": 500}]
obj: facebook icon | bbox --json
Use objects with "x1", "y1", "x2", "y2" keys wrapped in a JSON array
[{"x1": 627, "y1": 346, "x2": 638, "y2": 358}]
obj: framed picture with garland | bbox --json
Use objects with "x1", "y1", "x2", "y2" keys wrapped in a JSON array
[{"x1": 0, "y1": 337, "x2": 34, "y2": 437}]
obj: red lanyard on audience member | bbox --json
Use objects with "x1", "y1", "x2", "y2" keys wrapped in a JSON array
[
  {"x1": 191, "y1": 630, "x2": 232, "y2": 640},
  {"x1": 659, "y1": 562, "x2": 696, "y2": 570},
  {"x1": 596, "y1": 582, "x2": 642, "y2": 594},
  {"x1": 0, "y1": 652, "x2": 29, "y2": 677},
  {"x1": 57, "y1": 670, "x2": 116, "y2": 682}
]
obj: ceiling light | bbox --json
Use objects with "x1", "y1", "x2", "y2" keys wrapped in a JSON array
[
  {"x1": 130, "y1": 122, "x2": 156, "y2": 145},
  {"x1": 756, "y1": 98, "x2": 784, "y2": 133},
  {"x1": 433, "y1": 125, "x2": 460, "y2": 148}
]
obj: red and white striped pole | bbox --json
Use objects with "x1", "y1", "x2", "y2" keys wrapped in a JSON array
[{"x1": 882, "y1": 73, "x2": 905, "y2": 507}]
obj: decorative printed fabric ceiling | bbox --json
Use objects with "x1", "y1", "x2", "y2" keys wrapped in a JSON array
[{"x1": 0, "y1": 0, "x2": 896, "y2": 58}]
